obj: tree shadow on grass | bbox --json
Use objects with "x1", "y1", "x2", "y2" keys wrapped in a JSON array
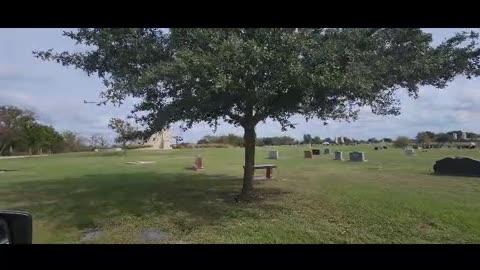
[{"x1": 1, "y1": 172, "x2": 290, "y2": 236}]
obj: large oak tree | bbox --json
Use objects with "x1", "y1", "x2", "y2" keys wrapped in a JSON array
[{"x1": 34, "y1": 28, "x2": 480, "y2": 199}]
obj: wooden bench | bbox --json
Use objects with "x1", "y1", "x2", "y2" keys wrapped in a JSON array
[{"x1": 244, "y1": 164, "x2": 277, "y2": 180}]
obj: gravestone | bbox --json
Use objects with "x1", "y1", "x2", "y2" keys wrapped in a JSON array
[
  {"x1": 404, "y1": 148, "x2": 415, "y2": 156},
  {"x1": 304, "y1": 151, "x2": 313, "y2": 159},
  {"x1": 374, "y1": 146, "x2": 380, "y2": 150},
  {"x1": 193, "y1": 155, "x2": 204, "y2": 171},
  {"x1": 433, "y1": 157, "x2": 480, "y2": 176},
  {"x1": 349, "y1": 152, "x2": 366, "y2": 162},
  {"x1": 312, "y1": 149, "x2": 320, "y2": 155},
  {"x1": 334, "y1": 151, "x2": 343, "y2": 161},
  {"x1": 324, "y1": 149, "x2": 331, "y2": 154},
  {"x1": 268, "y1": 150, "x2": 279, "y2": 160},
  {"x1": 383, "y1": 146, "x2": 388, "y2": 149}
]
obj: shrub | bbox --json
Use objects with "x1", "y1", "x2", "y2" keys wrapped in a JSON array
[{"x1": 393, "y1": 136, "x2": 410, "y2": 148}]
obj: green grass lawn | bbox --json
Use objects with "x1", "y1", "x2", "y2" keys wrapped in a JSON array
[{"x1": 1, "y1": 145, "x2": 480, "y2": 243}]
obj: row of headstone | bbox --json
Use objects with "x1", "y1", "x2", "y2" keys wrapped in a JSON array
[
  {"x1": 305, "y1": 150, "x2": 365, "y2": 162},
  {"x1": 374, "y1": 146, "x2": 388, "y2": 150}
]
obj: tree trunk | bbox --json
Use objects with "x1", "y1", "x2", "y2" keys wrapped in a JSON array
[
  {"x1": 0, "y1": 144, "x2": 6, "y2": 156},
  {"x1": 241, "y1": 126, "x2": 256, "y2": 199}
]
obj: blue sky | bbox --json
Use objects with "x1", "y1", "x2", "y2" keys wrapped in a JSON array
[{"x1": 1, "y1": 28, "x2": 479, "y2": 143}]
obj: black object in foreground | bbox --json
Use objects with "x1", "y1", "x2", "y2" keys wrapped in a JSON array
[
  {"x1": 0, "y1": 211, "x2": 32, "y2": 244},
  {"x1": 433, "y1": 157, "x2": 480, "y2": 177}
]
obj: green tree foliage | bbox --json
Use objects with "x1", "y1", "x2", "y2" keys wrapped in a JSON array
[
  {"x1": 60, "y1": 131, "x2": 88, "y2": 152},
  {"x1": 303, "y1": 134, "x2": 312, "y2": 144},
  {"x1": 393, "y1": 136, "x2": 410, "y2": 148},
  {"x1": 466, "y1": 132, "x2": 477, "y2": 140},
  {"x1": 382, "y1": 138, "x2": 393, "y2": 143},
  {"x1": 0, "y1": 105, "x2": 35, "y2": 155},
  {"x1": 260, "y1": 137, "x2": 274, "y2": 146},
  {"x1": 35, "y1": 28, "x2": 480, "y2": 198},
  {"x1": 108, "y1": 118, "x2": 139, "y2": 151},
  {"x1": 435, "y1": 133, "x2": 450, "y2": 143},
  {"x1": 368, "y1": 138, "x2": 379, "y2": 143},
  {"x1": 416, "y1": 132, "x2": 432, "y2": 144},
  {"x1": 173, "y1": 135, "x2": 183, "y2": 144},
  {"x1": 311, "y1": 136, "x2": 322, "y2": 144}
]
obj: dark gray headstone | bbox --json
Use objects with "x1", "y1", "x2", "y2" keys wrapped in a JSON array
[
  {"x1": 324, "y1": 148, "x2": 331, "y2": 154},
  {"x1": 383, "y1": 146, "x2": 388, "y2": 149},
  {"x1": 334, "y1": 151, "x2": 343, "y2": 161},
  {"x1": 433, "y1": 157, "x2": 480, "y2": 176},
  {"x1": 312, "y1": 149, "x2": 320, "y2": 155},
  {"x1": 349, "y1": 152, "x2": 366, "y2": 162},
  {"x1": 374, "y1": 146, "x2": 379, "y2": 150}
]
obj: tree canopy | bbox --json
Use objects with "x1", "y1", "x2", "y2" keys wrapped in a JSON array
[
  {"x1": 394, "y1": 136, "x2": 410, "y2": 148},
  {"x1": 34, "y1": 28, "x2": 480, "y2": 198}
]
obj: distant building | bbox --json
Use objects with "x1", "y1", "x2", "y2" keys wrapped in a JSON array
[{"x1": 145, "y1": 129, "x2": 172, "y2": 150}]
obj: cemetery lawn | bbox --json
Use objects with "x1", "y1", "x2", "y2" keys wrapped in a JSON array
[{"x1": 1, "y1": 145, "x2": 480, "y2": 243}]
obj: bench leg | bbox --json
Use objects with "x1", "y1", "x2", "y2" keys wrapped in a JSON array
[{"x1": 266, "y1": 168, "x2": 272, "y2": 179}]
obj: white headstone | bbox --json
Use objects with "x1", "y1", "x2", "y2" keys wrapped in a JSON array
[
  {"x1": 268, "y1": 151, "x2": 279, "y2": 160},
  {"x1": 334, "y1": 151, "x2": 343, "y2": 161},
  {"x1": 404, "y1": 148, "x2": 415, "y2": 156}
]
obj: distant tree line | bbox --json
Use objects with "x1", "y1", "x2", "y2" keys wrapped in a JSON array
[
  {"x1": 0, "y1": 105, "x2": 106, "y2": 156},
  {"x1": 415, "y1": 130, "x2": 478, "y2": 144},
  {"x1": 197, "y1": 134, "x2": 300, "y2": 147}
]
